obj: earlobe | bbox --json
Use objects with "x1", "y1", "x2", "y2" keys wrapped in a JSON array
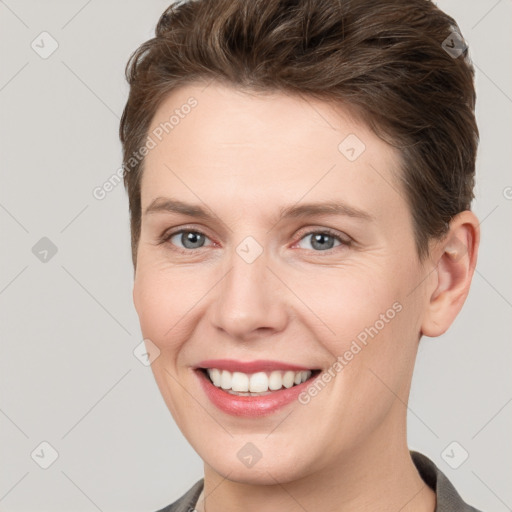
[{"x1": 421, "y1": 211, "x2": 480, "y2": 338}]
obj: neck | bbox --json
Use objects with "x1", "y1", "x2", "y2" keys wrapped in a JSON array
[{"x1": 196, "y1": 407, "x2": 436, "y2": 512}]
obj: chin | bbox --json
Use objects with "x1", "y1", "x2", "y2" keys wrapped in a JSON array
[
  {"x1": 195, "y1": 436, "x2": 316, "y2": 485},
  {"x1": 207, "y1": 460, "x2": 309, "y2": 486}
]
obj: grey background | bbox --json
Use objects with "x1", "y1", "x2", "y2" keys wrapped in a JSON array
[{"x1": 0, "y1": 1, "x2": 510, "y2": 511}]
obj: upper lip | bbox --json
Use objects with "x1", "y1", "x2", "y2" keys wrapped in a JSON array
[{"x1": 195, "y1": 359, "x2": 317, "y2": 373}]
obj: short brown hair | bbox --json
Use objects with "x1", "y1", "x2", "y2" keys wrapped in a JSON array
[{"x1": 120, "y1": 0, "x2": 478, "y2": 269}]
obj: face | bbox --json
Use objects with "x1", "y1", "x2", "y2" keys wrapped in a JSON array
[{"x1": 133, "y1": 82, "x2": 432, "y2": 484}]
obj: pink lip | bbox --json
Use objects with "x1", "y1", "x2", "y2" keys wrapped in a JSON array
[
  {"x1": 195, "y1": 359, "x2": 314, "y2": 373},
  {"x1": 194, "y1": 367, "x2": 320, "y2": 417}
]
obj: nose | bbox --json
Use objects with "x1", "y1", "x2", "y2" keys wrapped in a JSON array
[{"x1": 208, "y1": 245, "x2": 288, "y2": 340}]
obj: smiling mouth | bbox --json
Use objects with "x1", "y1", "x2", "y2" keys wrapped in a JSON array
[{"x1": 197, "y1": 368, "x2": 322, "y2": 396}]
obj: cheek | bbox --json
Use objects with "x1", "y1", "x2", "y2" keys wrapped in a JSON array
[
  {"x1": 133, "y1": 274, "x2": 167, "y2": 340},
  {"x1": 133, "y1": 264, "x2": 194, "y2": 351},
  {"x1": 133, "y1": 266, "x2": 200, "y2": 420},
  {"x1": 296, "y1": 265, "x2": 417, "y2": 392},
  {"x1": 291, "y1": 265, "x2": 401, "y2": 345}
]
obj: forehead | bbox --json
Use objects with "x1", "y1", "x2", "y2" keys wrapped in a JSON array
[{"x1": 141, "y1": 81, "x2": 405, "y2": 221}]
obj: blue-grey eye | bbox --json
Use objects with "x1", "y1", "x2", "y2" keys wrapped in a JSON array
[
  {"x1": 170, "y1": 230, "x2": 208, "y2": 249},
  {"x1": 298, "y1": 232, "x2": 342, "y2": 251}
]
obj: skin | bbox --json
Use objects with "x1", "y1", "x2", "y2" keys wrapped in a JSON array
[{"x1": 133, "y1": 81, "x2": 479, "y2": 512}]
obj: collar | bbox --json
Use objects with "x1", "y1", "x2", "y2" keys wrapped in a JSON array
[{"x1": 410, "y1": 450, "x2": 481, "y2": 511}]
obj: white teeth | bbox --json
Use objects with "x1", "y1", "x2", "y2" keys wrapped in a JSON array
[
  {"x1": 249, "y1": 372, "x2": 268, "y2": 392},
  {"x1": 220, "y1": 370, "x2": 231, "y2": 390},
  {"x1": 231, "y1": 372, "x2": 249, "y2": 392},
  {"x1": 209, "y1": 368, "x2": 222, "y2": 387},
  {"x1": 205, "y1": 368, "x2": 313, "y2": 393},
  {"x1": 268, "y1": 371, "x2": 283, "y2": 390},
  {"x1": 282, "y1": 370, "x2": 295, "y2": 388}
]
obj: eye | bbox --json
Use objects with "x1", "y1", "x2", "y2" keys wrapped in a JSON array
[
  {"x1": 295, "y1": 229, "x2": 348, "y2": 252},
  {"x1": 164, "y1": 229, "x2": 213, "y2": 251},
  {"x1": 160, "y1": 227, "x2": 349, "y2": 253}
]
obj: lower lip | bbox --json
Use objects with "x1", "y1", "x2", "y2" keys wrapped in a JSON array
[{"x1": 195, "y1": 369, "x2": 319, "y2": 417}]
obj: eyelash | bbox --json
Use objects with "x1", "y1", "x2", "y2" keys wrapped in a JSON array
[{"x1": 158, "y1": 226, "x2": 351, "y2": 255}]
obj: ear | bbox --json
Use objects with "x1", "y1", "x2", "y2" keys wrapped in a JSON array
[{"x1": 421, "y1": 210, "x2": 480, "y2": 338}]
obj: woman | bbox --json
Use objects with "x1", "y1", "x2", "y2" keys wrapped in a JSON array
[{"x1": 119, "y1": 0, "x2": 482, "y2": 510}]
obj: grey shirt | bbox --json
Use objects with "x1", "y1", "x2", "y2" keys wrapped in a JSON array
[{"x1": 155, "y1": 450, "x2": 482, "y2": 511}]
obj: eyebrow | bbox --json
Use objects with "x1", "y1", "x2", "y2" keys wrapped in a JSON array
[{"x1": 144, "y1": 197, "x2": 374, "y2": 222}]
